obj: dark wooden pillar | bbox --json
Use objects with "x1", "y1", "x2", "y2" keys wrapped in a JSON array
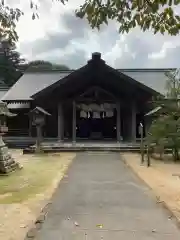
[
  {"x1": 145, "y1": 116, "x2": 151, "y2": 137},
  {"x1": 58, "y1": 103, "x2": 64, "y2": 141},
  {"x1": 36, "y1": 125, "x2": 42, "y2": 152},
  {"x1": 131, "y1": 102, "x2": 136, "y2": 142},
  {"x1": 116, "y1": 102, "x2": 121, "y2": 142},
  {"x1": 29, "y1": 116, "x2": 32, "y2": 137},
  {"x1": 72, "y1": 101, "x2": 76, "y2": 143}
]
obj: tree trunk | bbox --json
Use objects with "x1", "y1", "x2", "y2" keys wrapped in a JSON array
[{"x1": 173, "y1": 147, "x2": 179, "y2": 161}]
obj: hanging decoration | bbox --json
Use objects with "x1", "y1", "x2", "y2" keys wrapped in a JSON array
[
  {"x1": 80, "y1": 110, "x2": 87, "y2": 118},
  {"x1": 77, "y1": 103, "x2": 116, "y2": 112},
  {"x1": 77, "y1": 103, "x2": 116, "y2": 119},
  {"x1": 93, "y1": 111, "x2": 101, "y2": 119},
  {"x1": 106, "y1": 110, "x2": 114, "y2": 118}
]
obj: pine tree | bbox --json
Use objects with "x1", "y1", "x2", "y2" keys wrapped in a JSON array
[
  {"x1": 148, "y1": 69, "x2": 180, "y2": 161},
  {"x1": 0, "y1": 40, "x2": 24, "y2": 86}
]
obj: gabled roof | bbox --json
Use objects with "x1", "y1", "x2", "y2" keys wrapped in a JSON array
[
  {"x1": 2, "y1": 71, "x2": 70, "y2": 101},
  {"x1": 29, "y1": 106, "x2": 51, "y2": 116},
  {"x1": 1, "y1": 53, "x2": 174, "y2": 101},
  {"x1": 145, "y1": 106, "x2": 162, "y2": 116},
  {"x1": 121, "y1": 69, "x2": 171, "y2": 95}
]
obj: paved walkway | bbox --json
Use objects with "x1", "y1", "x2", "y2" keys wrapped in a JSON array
[{"x1": 35, "y1": 153, "x2": 180, "y2": 240}]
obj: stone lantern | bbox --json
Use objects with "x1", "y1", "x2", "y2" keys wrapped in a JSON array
[
  {"x1": 0, "y1": 101, "x2": 19, "y2": 174},
  {"x1": 29, "y1": 107, "x2": 51, "y2": 152}
]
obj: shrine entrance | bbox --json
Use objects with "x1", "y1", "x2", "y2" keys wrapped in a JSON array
[
  {"x1": 76, "y1": 102, "x2": 117, "y2": 140},
  {"x1": 70, "y1": 86, "x2": 119, "y2": 141}
]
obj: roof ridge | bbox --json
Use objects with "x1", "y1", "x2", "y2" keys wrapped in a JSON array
[
  {"x1": 118, "y1": 68, "x2": 176, "y2": 72},
  {"x1": 23, "y1": 68, "x2": 177, "y2": 74}
]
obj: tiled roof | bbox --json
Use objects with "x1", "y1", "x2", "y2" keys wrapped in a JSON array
[
  {"x1": 1, "y1": 68, "x2": 173, "y2": 101},
  {"x1": 2, "y1": 71, "x2": 69, "y2": 101},
  {"x1": 120, "y1": 69, "x2": 173, "y2": 95}
]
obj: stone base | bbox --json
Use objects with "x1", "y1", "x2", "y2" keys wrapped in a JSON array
[
  {"x1": 0, "y1": 145, "x2": 19, "y2": 174},
  {"x1": 23, "y1": 141, "x2": 141, "y2": 154}
]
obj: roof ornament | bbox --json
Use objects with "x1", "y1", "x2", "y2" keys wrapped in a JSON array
[{"x1": 92, "y1": 52, "x2": 101, "y2": 60}]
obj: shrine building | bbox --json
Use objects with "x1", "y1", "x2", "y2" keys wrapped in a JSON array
[{"x1": 1, "y1": 52, "x2": 173, "y2": 143}]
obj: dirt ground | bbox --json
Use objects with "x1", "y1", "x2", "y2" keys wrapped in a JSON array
[
  {"x1": 0, "y1": 150, "x2": 75, "y2": 240},
  {"x1": 122, "y1": 153, "x2": 180, "y2": 222}
]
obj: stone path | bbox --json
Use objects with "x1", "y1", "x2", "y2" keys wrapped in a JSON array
[{"x1": 34, "y1": 153, "x2": 180, "y2": 240}]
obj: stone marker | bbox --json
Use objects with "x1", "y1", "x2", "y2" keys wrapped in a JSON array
[{"x1": 0, "y1": 101, "x2": 19, "y2": 174}]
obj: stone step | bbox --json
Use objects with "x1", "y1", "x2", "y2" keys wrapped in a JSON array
[{"x1": 23, "y1": 146, "x2": 141, "y2": 154}]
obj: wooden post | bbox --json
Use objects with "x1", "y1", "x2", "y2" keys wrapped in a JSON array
[
  {"x1": 36, "y1": 125, "x2": 42, "y2": 153},
  {"x1": 139, "y1": 123, "x2": 144, "y2": 164},
  {"x1": 29, "y1": 116, "x2": 32, "y2": 137},
  {"x1": 72, "y1": 101, "x2": 76, "y2": 144},
  {"x1": 58, "y1": 103, "x2": 64, "y2": 142},
  {"x1": 116, "y1": 102, "x2": 121, "y2": 142},
  {"x1": 147, "y1": 144, "x2": 151, "y2": 167},
  {"x1": 131, "y1": 102, "x2": 136, "y2": 142}
]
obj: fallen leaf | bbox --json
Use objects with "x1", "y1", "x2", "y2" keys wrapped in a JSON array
[
  {"x1": 74, "y1": 221, "x2": 79, "y2": 226},
  {"x1": 20, "y1": 224, "x2": 27, "y2": 228},
  {"x1": 96, "y1": 224, "x2": 103, "y2": 228}
]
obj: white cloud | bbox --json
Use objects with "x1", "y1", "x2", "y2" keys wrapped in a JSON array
[
  {"x1": 148, "y1": 41, "x2": 180, "y2": 60},
  {"x1": 7, "y1": 0, "x2": 180, "y2": 68}
]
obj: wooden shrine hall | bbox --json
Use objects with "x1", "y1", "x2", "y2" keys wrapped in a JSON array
[{"x1": 1, "y1": 52, "x2": 171, "y2": 146}]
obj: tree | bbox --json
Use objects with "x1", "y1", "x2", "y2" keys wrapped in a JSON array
[
  {"x1": 52, "y1": 63, "x2": 70, "y2": 71},
  {"x1": 0, "y1": 0, "x2": 180, "y2": 45},
  {"x1": 0, "y1": 40, "x2": 25, "y2": 86},
  {"x1": 25, "y1": 60, "x2": 70, "y2": 71},
  {"x1": 0, "y1": 1, "x2": 22, "y2": 44},
  {"x1": 76, "y1": 0, "x2": 180, "y2": 35},
  {"x1": 147, "y1": 69, "x2": 180, "y2": 161}
]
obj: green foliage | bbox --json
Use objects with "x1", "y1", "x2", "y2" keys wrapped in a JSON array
[
  {"x1": 0, "y1": 1, "x2": 22, "y2": 44},
  {"x1": 25, "y1": 60, "x2": 70, "y2": 72},
  {"x1": 52, "y1": 63, "x2": 70, "y2": 70},
  {"x1": 148, "y1": 69, "x2": 180, "y2": 161},
  {"x1": 0, "y1": 40, "x2": 24, "y2": 86},
  {"x1": 1, "y1": 0, "x2": 180, "y2": 44},
  {"x1": 165, "y1": 70, "x2": 180, "y2": 99},
  {"x1": 76, "y1": 0, "x2": 180, "y2": 35}
]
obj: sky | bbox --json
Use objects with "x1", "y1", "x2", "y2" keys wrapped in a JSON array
[{"x1": 7, "y1": 0, "x2": 180, "y2": 69}]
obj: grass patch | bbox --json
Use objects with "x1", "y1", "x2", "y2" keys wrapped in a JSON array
[{"x1": 0, "y1": 153, "x2": 73, "y2": 203}]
